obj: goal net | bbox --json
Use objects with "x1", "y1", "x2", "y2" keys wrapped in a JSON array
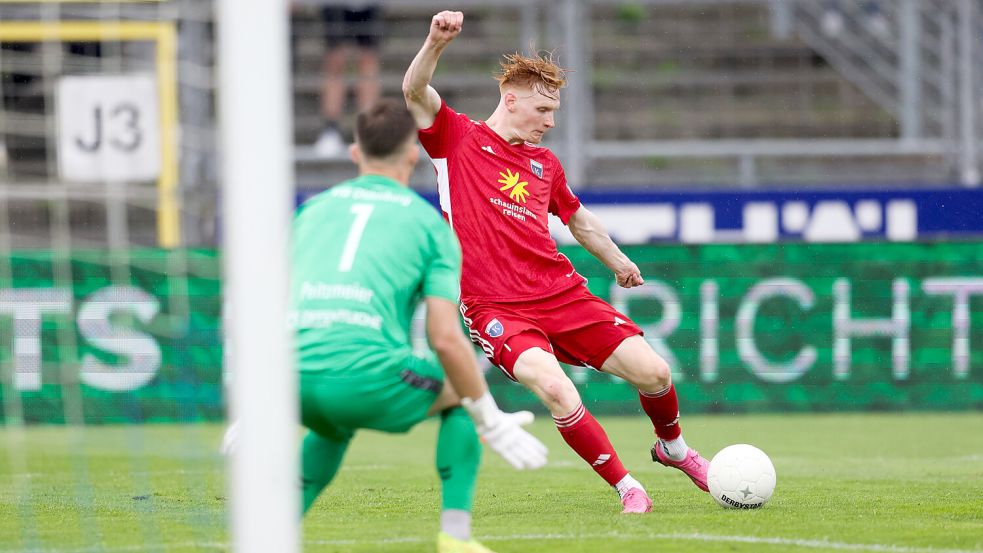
[{"x1": 0, "y1": 1, "x2": 295, "y2": 551}]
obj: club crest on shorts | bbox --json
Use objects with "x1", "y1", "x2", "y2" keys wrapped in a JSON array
[
  {"x1": 485, "y1": 318, "x2": 504, "y2": 338},
  {"x1": 530, "y1": 159, "x2": 544, "y2": 179}
]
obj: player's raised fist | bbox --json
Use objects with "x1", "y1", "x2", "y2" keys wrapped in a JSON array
[
  {"x1": 615, "y1": 262, "x2": 645, "y2": 289},
  {"x1": 428, "y1": 11, "x2": 463, "y2": 46}
]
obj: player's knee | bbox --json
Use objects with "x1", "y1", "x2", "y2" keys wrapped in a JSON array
[
  {"x1": 635, "y1": 355, "x2": 672, "y2": 392},
  {"x1": 536, "y1": 374, "x2": 581, "y2": 413}
]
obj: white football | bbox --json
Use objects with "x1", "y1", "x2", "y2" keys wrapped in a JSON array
[{"x1": 706, "y1": 444, "x2": 776, "y2": 509}]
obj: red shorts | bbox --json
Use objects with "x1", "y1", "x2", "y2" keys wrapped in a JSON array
[{"x1": 460, "y1": 284, "x2": 643, "y2": 381}]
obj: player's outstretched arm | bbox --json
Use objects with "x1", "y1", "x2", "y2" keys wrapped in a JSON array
[
  {"x1": 568, "y1": 205, "x2": 645, "y2": 288},
  {"x1": 425, "y1": 296, "x2": 486, "y2": 400},
  {"x1": 402, "y1": 10, "x2": 463, "y2": 129},
  {"x1": 425, "y1": 296, "x2": 548, "y2": 470}
]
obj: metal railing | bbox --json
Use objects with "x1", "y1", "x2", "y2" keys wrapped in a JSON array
[
  {"x1": 293, "y1": 0, "x2": 982, "y2": 188},
  {"x1": 1, "y1": 0, "x2": 981, "y2": 248},
  {"x1": 790, "y1": 0, "x2": 981, "y2": 185}
]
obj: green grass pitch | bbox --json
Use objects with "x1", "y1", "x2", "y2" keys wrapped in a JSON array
[{"x1": 1, "y1": 413, "x2": 981, "y2": 552}]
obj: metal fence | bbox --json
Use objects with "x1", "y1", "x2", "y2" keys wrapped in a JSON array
[
  {"x1": 0, "y1": 0, "x2": 980, "y2": 247},
  {"x1": 542, "y1": 0, "x2": 982, "y2": 187},
  {"x1": 293, "y1": 0, "x2": 983, "y2": 188}
]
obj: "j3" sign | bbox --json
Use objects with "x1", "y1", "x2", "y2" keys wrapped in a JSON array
[{"x1": 56, "y1": 74, "x2": 161, "y2": 183}]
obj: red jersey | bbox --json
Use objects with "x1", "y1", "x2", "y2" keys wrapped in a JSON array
[{"x1": 419, "y1": 101, "x2": 585, "y2": 302}]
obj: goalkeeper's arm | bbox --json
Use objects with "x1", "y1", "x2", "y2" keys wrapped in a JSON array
[{"x1": 425, "y1": 296, "x2": 547, "y2": 470}]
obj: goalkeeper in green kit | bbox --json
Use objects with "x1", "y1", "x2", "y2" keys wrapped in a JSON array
[{"x1": 293, "y1": 99, "x2": 547, "y2": 553}]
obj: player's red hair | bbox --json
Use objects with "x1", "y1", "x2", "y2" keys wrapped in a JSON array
[{"x1": 495, "y1": 52, "x2": 568, "y2": 100}]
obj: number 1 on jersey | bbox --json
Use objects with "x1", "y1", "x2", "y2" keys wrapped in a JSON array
[{"x1": 337, "y1": 203, "x2": 375, "y2": 272}]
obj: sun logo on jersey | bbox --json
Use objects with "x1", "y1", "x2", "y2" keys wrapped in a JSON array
[{"x1": 497, "y1": 168, "x2": 530, "y2": 203}]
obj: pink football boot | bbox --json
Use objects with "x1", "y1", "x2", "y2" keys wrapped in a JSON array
[
  {"x1": 620, "y1": 487, "x2": 653, "y2": 514},
  {"x1": 651, "y1": 442, "x2": 710, "y2": 492}
]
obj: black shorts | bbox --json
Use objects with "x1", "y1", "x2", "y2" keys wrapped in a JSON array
[{"x1": 322, "y1": 6, "x2": 382, "y2": 49}]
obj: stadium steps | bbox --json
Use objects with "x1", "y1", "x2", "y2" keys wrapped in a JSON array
[
  {"x1": 0, "y1": 3, "x2": 907, "y2": 196},
  {"x1": 290, "y1": 3, "x2": 895, "y2": 156}
]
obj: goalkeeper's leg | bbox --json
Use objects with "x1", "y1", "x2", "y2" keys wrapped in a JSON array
[
  {"x1": 403, "y1": 359, "x2": 494, "y2": 551},
  {"x1": 299, "y1": 371, "x2": 357, "y2": 514},
  {"x1": 436, "y1": 406, "x2": 481, "y2": 539},
  {"x1": 301, "y1": 429, "x2": 351, "y2": 514}
]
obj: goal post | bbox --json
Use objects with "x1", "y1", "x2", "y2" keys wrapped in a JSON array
[
  {"x1": 216, "y1": 0, "x2": 299, "y2": 552},
  {"x1": 1, "y1": 0, "x2": 297, "y2": 550}
]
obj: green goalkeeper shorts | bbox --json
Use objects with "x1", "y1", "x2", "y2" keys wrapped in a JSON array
[{"x1": 299, "y1": 352, "x2": 445, "y2": 442}]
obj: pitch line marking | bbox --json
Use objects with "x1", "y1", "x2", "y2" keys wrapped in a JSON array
[
  {"x1": 4, "y1": 544, "x2": 227, "y2": 553},
  {"x1": 306, "y1": 532, "x2": 983, "y2": 553},
  {"x1": 6, "y1": 532, "x2": 981, "y2": 553}
]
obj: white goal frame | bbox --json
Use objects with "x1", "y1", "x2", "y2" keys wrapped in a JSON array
[{"x1": 217, "y1": 1, "x2": 298, "y2": 552}]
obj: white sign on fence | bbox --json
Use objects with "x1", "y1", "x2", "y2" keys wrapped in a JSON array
[{"x1": 56, "y1": 74, "x2": 161, "y2": 182}]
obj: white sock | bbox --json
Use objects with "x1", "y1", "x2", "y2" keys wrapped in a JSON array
[
  {"x1": 661, "y1": 435, "x2": 689, "y2": 462},
  {"x1": 614, "y1": 473, "x2": 645, "y2": 499},
  {"x1": 441, "y1": 509, "x2": 471, "y2": 541}
]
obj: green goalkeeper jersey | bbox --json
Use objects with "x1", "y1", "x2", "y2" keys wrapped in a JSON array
[{"x1": 290, "y1": 174, "x2": 461, "y2": 374}]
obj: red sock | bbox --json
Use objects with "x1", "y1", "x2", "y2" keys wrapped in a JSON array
[
  {"x1": 638, "y1": 384, "x2": 682, "y2": 440},
  {"x1": 553, "y1": 403, "x2": 628, "y2": 486}
]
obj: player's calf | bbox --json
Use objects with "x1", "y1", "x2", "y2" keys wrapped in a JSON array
[{"x1": 553, "y1": 403, "x2": 629, "y2": 485}]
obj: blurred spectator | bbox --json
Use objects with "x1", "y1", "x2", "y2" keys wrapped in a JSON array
[
  {"x1": 312, "y1": 1, "x2": 383, "y2": 157},
  {"x1": 822, "y1": 1, "x2": 891, "y2": 39}
]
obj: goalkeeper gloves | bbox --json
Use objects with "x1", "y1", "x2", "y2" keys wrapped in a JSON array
[{"x1": 461, "y1": 392, "x2": 548, "y2": 470}]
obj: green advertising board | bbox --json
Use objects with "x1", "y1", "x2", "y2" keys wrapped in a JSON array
[
  {"x1": 486, "y1": 242, "x2": 983, "y2": 414},
  {"x1": 1, "y1": 243, "x2": 982, "y2": 423},
  {"x1": 0, "y1": 250, "x2": 222, "y2": 423}
]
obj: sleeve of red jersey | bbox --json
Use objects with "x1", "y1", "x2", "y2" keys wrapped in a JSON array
[
  {"x1": 417, "y1": 100, "x2": 473, "y2": 159},
  {"x1": 547, "y1": 157, "x2": 582, "y2": 225}
]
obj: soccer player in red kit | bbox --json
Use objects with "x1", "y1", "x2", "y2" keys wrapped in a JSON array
[{"x1": 403, "y1": 10, "x2": 709, "y2": 514}]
